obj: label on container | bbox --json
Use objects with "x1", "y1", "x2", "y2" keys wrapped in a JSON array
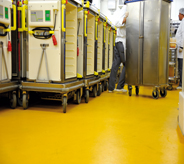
[
  {"x1": 31, "y1": 11, "x2": 43, "y2": 22},
  {"x1": 45, "y1": 10, "x2": 51, "y2": 22},
  {"x1": 0, "y1": 6, "x2": 3, "y2": 18},
  {"x1": 5, "y1": 7, "x2": 8, "y2": 19}
]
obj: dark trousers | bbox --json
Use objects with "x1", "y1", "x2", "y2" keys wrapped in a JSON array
[
  {"x1": 178, "y1": 58, "x2": 183, "y2": 87},
  {"x1": 108, "y1": 42, "x2": 125, "y2": 91}
]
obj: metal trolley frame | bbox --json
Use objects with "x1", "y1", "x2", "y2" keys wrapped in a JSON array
[
  {"x1": 168, "y1": 47, "x2": 179, "y2": 90},
  {"x1": 19, "y1": 0, "x2": 85, "y2": 113}
]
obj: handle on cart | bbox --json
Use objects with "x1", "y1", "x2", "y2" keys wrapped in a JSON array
[
  {"x1": 95, "y1": 21, "x2": 98, "y2": 40},
  {"x1": 18, "y1": 5, "x2": 28, "y2": 32},
  {"x1": 103, "y1": 22, "x2": 106, "y2": 43},
  {"x1": 62, "y1": 4, "x2": 66, "y2": 32},
  {"x1": 113, "y1": 29, "x2": 116, "y2": 46},
  {"x1": 108, "y1": 27, "x2": 111, "y2": 45},
  {"x1": 95, "y1": 16, "x2": 99, "y2": 40},
  {"x1": 113, "y1": 32, "x2": 115, "y2": 46},
  {"x1": 84, "y1": 11, "x2": 88, "y2": 37},
  {"x1": 22, "y1": 5, "x2": 28, "y2": 31},
  {"x1": 11, "y1": 4, "x2": 17, "y2": 31}
]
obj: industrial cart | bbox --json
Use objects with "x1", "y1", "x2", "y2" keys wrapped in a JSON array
[
  {"x1": 77, "y1": 1, "x2": 102, "y2": 101},
  {"x1": 0, "y1": 0, "x2": 18, "y2": 108},
  {"x1": 125, "y1": 0, "x2": 172, "y2": 99},
  {"x1": 20, "y1": 0, "x2": 85, "y2": 113}
]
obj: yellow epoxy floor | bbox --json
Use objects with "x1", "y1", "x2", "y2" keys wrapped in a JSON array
[{"x1": 0, "y1": 85, "x2": 184, "y2": 164}]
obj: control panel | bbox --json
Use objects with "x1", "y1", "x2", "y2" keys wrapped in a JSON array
[
  {"x1": 0, "y1": 0, "x2": 12, "y2": 25},
  {"x1": 28, "y1": 1, "x2": 59, "y2": 27}
]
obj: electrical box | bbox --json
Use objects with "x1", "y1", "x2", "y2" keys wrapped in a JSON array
[{"x1": 0, "y1": 0, "x2": 12, "y2": 25}]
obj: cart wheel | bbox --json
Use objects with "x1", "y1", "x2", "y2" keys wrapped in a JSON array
[
  {"x1": 10, "y1": 93, "x2": 17, "y2": 109},
  {"x1": 152, "y1": 90, "x2": 159, "y2": 99},
  {"x1": 75, "y1": 90, "x2": 81, "y2": 104},
  {"x1": 128, "y1": 85, "x2": 132, "y2": 96},
  {"x1": 167, "y1": 85, "x2": 173, "y2": 90},
  {"x1": 97, "y1": 84, "x2": 102, "y2": 96},
  {"x1": 85, "y1": 90, "x2": 89, "y2": 103},
  {"x1": 93, "y1": 85, "x2": 97, "y2": 97},
  {"x1": 129, "y1": 89, "x2": 132, "y2": 96},
  {"x1": 102, "y1": 83, "x2": 104, "y2": 92},
  {"x1": 104, "y1": 82, "x2": 107, "y2": 91},
  {"x1": 22, "y1": 94, "x2": 28, "y2": 110},
  {"x1": 135, "y1": 86, "x2": 139, "y2": 96},
  {"x1": 106, "y1": 81, "x2": 109, "y2": 91},
  {"x1": 62, "y1": 97, "x2": 67, "y2": 113},
  {"x1": 160, "y1": 89, "x2": 167, "y2": 98}
]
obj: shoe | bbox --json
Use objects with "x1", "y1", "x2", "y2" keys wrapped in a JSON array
[
  {"x1": 114, "y1": 88, "x2": 127, "y2": 92},
  {"x1": 108, "y1": 90, "x2": 113, "y2": 93},
  {"x1": 176, "y1": 86, "x2": 182, "y2": 90}
]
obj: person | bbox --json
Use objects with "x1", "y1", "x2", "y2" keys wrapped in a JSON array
[
  {"x1": 108, "y1": 0, "x2": 129, "y2": 92},
  {"x1": 176, "y1": 8, "x2": 184, "y2": 90}
]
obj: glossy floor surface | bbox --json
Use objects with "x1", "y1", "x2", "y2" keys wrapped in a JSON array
[{"x1": 0, "y1": 85, "x2": 184, "y2": 164}]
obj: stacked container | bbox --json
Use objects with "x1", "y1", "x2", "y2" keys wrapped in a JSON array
[{"x1": 0, "y1": 0, "x2": 18, "y2": 108}]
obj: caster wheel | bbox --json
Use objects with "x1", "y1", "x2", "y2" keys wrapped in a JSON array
[
  {"x1": 93, "y1": 85, "x2": 97, "y2": 97},
  {"x1": 22, "y1": 94, "x2": 28, "y2": 110},
  {"x1": 167, "y1": 85, "x2": 173, "y2": 90},
  {"x1": 62, "y1": 97, "x2": 67, "y2": 113},
  {"x1": 10, "y1": 93, "x2": 17, "y2": 109},
  {"x1": 75, "y1": 90, "x2": 81, "y2": 104},
  {"x1": 85, "y1": 90, "x2": 89, "y2": 103},
  {"x1": 97, "y1": 84, "x2": 102, "y2": 96},
  {"x1": 106, "y1": 81, "x2": 109, "y2": 91},
  {"x1": 102, "y1": 84, "x2": 104, "y2": 92},
  {"x1": 135, "y1": 86, "x2": 139, "y2": 96},
  {"x1": 152, "y1": 90, "x2": 159, "y2": 99},
  {"x1": 160, "y1": 89, "x2": 167, "y2": 97},
  {"x1": 128, "y1": 85, "x2": 132, "y2": 97},
  {"x1": 129, "y1": 89, "x2": 132, "y2": 96},
  {"x1": 104, "y1": 81, "x2": 108, "y2": 91}
]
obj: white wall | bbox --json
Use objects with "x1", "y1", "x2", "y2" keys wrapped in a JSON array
[
  {"x1": 100, "y1": 0, "x2": 118, "y2": 24},
  {"x1": 92, "y1": 0, "x2": 101, "y2": 9},
  {"x1": 100, "y1": 0, "x2": 184, "y2": 23},
  {"x1": 171, "y1": 0, "x2": 184, "y2": 21}
]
